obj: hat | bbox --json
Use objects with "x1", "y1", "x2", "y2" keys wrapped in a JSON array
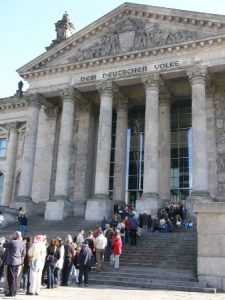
[{"x1": 34, "y1": 235, "x2": 43, "y2": 243}]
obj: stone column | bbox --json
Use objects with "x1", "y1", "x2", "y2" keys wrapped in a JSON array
[
  {"x1": 136, "y1": 73, "x2": 162, "y2": 216},
  {"x1": 85, "y1": 81, "x2": 114, "y2": 220},
  {"x1": 186, "y1": 65, "x2": 212, "y2": 217},
  {"x1": 18, "y1": 94, "x2": 41, "y2": 204},
  {"x1": 2, "y1": 122, "x2": 19, "y2": 206},
  {"x1": 45, "y1": 87, "x2": 76, "y2": 220},
  {"x1": 113, "y1": 97, "x2": 128, "y2": 205},
  {"x1": 159, "y1": 92, "x2": 171, "y2": 203}
]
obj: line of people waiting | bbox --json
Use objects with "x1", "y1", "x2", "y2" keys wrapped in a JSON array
[{"x1": 0, "y1": 205, "x2": 141, "y2": 297}]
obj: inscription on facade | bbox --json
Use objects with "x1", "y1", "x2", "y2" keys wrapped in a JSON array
[{"x1": 80, "y1": 61, "x2": 180, "y2": 82}]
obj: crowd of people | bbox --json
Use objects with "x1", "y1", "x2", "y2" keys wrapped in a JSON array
[
  {"x1": 0, "y1": 205, "x2": 141, "y2": 297},
  {"x1": 0, "y1": 203, "x2": 192, "y2": 297}
]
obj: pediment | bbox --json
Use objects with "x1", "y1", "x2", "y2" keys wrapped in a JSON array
[
  {"x1": 17, "y1": 2, "x2": 225, "y2": 76},
  {"x1": 66, "y1": 18, "x2": 216, "y2": 64}
]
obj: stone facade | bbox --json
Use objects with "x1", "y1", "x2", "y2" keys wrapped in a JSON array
[
  {"x1": 194, "y1": 202, "x2": 225, "y2": 292},
  {"x1": 1, "y1": 3, "x2": 225, "y2": 221}
]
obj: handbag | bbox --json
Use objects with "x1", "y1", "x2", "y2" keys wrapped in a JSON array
[{"x1": 46, "y1": 254, "x2": 54, "y2": 263}]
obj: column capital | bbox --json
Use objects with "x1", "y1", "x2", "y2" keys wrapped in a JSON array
[
  {"x1": 142, "y1": 73, "x2": 160, "y2": 91},
  {"x1": 25, "y1": 93, "x2": 43, "y2": 108},
  {"x1": 60, "y1": 87, "x2": 77, "y2": 103},
  {"x1": 187, "y1": 65, "x2": 208, "y2": 85},
  {"x1": 6, "y1": 122, "x2": 19, "y2": 133},
  {"x1": 96, "y1": 81, "x2": 113, "y2": 98}
]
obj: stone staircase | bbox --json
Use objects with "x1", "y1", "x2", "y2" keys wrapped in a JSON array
[
  {"x1": 0, "y1": 217, "x2": 217, "y2": 293},
  {"x1": 89, "y1": 230, "x2": 217, "y2": 293},
  {"x1": 0, "y1": 216, "x2": 98, "y2": 239}
]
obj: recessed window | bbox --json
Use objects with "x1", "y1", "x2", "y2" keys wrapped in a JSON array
[{"x1": 0, "y1": 138, "x2": 6, "y2": 157}]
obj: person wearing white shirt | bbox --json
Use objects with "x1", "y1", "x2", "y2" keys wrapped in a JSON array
[{"x1": 94, "y1": 231, "x2": 107, "y2": 271}]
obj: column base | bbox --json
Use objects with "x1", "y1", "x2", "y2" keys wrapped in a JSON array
[
  {"x1": 44, "y1": 196, "x2": 73, "y2": 220},
  {"x1": 74, "y1": 201, "x2": 86, "y2": 217},
  {"x1": 186, "y1": 191, "x2": 213, "y2": 221},
  {"x1": 85, "y1": 197, "x2": 113, "y2": 221},
  {"x1": 136, "y1": 193, "x2": 162, "y2": 216}
]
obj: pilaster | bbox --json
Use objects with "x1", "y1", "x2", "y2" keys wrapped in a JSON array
[{"x1": 2, "y1": 122, "x2": 19, "y2": 206}]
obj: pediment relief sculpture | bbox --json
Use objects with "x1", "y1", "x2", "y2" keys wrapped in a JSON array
[{"x1": 68, "y1": 18, "x2": 213, "y2": 63}]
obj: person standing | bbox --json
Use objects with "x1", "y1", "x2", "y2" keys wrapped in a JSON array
[
  {"x1": 128, "y1": 214, "x2": 139, "y2": 246},
  {"x1": 46, "y1": 239, "x2": 60, "y2": 289},
  {"x1": 94, "y1": 230, "x2": 107, "y2": 271},
  {"x1": 3, "y1": 231, "x2": 26, "y2": 297},
  {"x1": 77, "y1": 241, "x2": 92, "y2": 287},
  {"x1": 112, "y1": 230, "x2": 122, "y2": 269},
  {"x1": 61, "y1": 235, "x2": 75, "y2": 286},
  {"x1": 28, "y1": 235, "x2": 46, "y2": 295},
  {"x1": 18, "y1": 214, "x2": 28, "y2": 236}
]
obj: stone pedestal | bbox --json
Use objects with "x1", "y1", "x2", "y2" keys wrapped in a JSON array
[
  {"x1": 136, "y1": 193, "x2": 163, "y2": 216},
  {"x1": 45, "y1": 197, "x2": 74, "y2": 220},
  {"x1": 45, "y1": 201, "x2": 65, "y2": 220},
  {"x1": 186, "y1": 192, "x2": 212, "y2": 220},
  {"x1": 194, "y1": 202, "x2": 225, "y2": 292},
  {"x1": 85, "y1": 198, "x2": 113, "y2": 221}
]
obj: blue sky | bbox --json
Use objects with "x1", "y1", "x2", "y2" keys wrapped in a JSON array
[{"x1": 1, "y1": 0, "x2": 225, "y2": 98}]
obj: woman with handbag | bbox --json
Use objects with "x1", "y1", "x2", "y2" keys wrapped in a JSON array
[{"x1": 46, "y1": 239, "x2": 60, "y2": 289}]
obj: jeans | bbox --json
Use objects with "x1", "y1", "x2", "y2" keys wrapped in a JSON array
[
  {"x1": 19, "y1": 225, "x2": 26, "y2": 235},
  {"x1": 46, "y1": 262, "x2": 55, "y2": 288}
]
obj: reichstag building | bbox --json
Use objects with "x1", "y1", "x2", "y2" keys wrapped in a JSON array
[{"x1": 0, "y1": 2, "x2": 225, "y2": 220}]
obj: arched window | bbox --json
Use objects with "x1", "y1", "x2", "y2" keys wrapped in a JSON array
[{"x1": 0, "y1": 172, "x2": 4, "y2": 202}]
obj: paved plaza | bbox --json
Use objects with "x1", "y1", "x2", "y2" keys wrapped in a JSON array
[{"x1": 0, "y1": 285, "x2": 224, "y2": 300}]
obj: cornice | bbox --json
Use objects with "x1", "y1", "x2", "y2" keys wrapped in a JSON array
[
  {"x1": 17, "y1": 3, "x2": 225, "y2": 77},
  {"x1": 21, "y1": 34, "x2": 225, "y2": 80},
  {"x1": 0, "y1": 97, "x2": 28, "y2": 111}
]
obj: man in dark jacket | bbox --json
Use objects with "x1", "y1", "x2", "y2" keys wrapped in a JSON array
[
  {"x1": 4, "y1": 231, "x2": 26, "y2": 297},
  {"x1": 77, "y1": 241, "x2": 92, "y2": 287},
  {"x1": 128, "y1": 215, "x2": 139, "y2": 246}
]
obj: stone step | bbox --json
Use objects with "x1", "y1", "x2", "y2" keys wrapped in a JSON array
[
  {"x1": 104, "y1": 266, "x2": 197, "y2": 277},
  {"x1": 95, "y1": 269, "x2": 198, "y2": 281},
  {"x1": 88, "y1": 278, "x2": 216, "y2": 293},
  {"x1": 90, "y1": 274, "x2": 205, "y2": 288}
]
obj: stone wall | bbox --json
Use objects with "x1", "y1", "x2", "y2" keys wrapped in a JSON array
[
  {"x1": 194, "y1": 202, "x2": 225, "y2": 292},
  {"x1": 215, "y1": 91, "x2": 225, "y2": 201}
]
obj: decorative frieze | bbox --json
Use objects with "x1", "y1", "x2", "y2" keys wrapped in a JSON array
[{"x1": 68, "y1": 18, "x2": 211, "y2": 64}]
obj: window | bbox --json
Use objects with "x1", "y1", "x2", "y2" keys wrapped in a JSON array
[{"x1": 0, "y1": 138, "x2": 6, "y2": 157}]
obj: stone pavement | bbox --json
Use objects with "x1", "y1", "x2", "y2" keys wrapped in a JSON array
[{"x1": 0, "y1": 284, "x2": 225, "y2": 300}]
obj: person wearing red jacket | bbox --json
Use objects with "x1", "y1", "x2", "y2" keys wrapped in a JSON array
[{"x1": 112, "y1": 230, "x2": 122, "y2": 269}]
